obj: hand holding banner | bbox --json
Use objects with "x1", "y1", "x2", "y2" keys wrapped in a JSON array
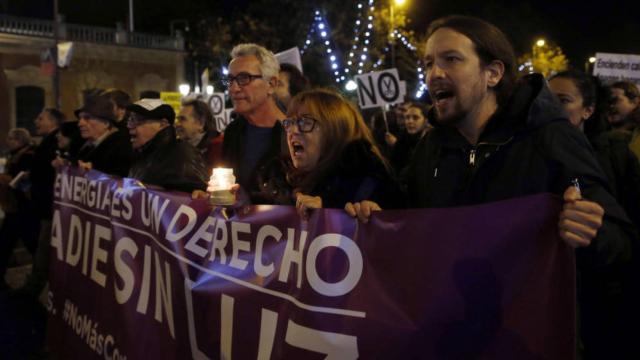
[{"x1": 47, "y1": 168, "x2": 575, "y2": 360}]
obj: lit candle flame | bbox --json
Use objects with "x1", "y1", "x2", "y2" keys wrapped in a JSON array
[
  {"x1": 208, "y1": 168, "x2": 235, "y2": 192},
  {"x1": 208, "y1": 168, "x2": 236, "y2": 206}
]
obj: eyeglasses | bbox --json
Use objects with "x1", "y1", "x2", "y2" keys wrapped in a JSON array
[
  {"x1": 282, "y1": 116, "x2": 318, "y2": 133},
  {"x1": 221, "y1": 72, "x2": 263, "y2": 87},
  {"x1": 127, "y1": 114, "x2": 156, "y2": 128}
]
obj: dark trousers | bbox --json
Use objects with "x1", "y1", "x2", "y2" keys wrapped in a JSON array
[
  {"x1": 20, "y1": 220, "x2": 52, "y2": 297},
  {"x1": 0, "y1": 211, "x2": 40, "y2": 280}
]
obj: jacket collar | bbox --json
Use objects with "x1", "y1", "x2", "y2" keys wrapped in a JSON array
[
  {"x1": 137, "y1": 126, "x2": 176, "y2": 154},
  {"x1": 430, "y1": 74, "x2": 568, "y2": 147}
]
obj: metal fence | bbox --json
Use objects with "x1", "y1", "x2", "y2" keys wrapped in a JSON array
[{"x1": 0, "y1": 15, "x2": 183, "y2": 51}]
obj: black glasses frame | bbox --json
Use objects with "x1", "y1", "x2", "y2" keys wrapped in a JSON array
[
  {"x1": 221, "y1": 72, "x2": 263, "y2": 87},
  {"x1": 282, "y1": 116, "x2": 319, "y2": 133}
]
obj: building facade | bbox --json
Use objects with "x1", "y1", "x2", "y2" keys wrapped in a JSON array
[{"x1": 0, "y1": 15, "x2": 185, "y2": 144}]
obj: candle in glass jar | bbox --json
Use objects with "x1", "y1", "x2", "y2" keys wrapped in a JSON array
[
  {"x1": 208, "y1": 168, "x2": 235, "y2": 205},
  {"x1": 208, "y1": 168, "x2": 235, "y2": 191}
]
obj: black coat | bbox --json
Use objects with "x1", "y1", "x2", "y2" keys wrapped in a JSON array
[
  {"x1": 128, "y1": 127, "x2": 207, "y2": 193},
  {"x1": 255, "y1": 141, "x2": 403, "y2": 209},
  {"x1": 77, "y1": 128, "x2": 132, "y2": 177},
  {"x1": 7, "y1": 145, "x2": 34, "y2": 176},
  {"x1": 390, "y1": 131, "x2": 424, "y2": 175},
  {"x1": 591, "y1": 130, "x2": 640, "y2": 231},
  {"x1": 406, "y1": 74, "x2": 638, "y2": 357},
  {"x1": 30, "y1": 129, "x2": 59, "y2": 219},
  {"x1": 407, "y1": 74, "x2": 634, "y2": 268},
  {"x1": 221, "y1": 116, "x2": 287, "y2": 201},
  {"x1": 309, "y1": 141, "x2": 403, "y2": 209},
  {"x1": 3, "y1": 144, "x2": 35, "y2": 213}
]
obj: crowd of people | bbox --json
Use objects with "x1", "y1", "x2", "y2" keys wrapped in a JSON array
[{"x1": 0, "y1": 14, "x2": 639, "y2": 359}]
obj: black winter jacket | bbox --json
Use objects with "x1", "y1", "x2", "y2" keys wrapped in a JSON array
[
  {"x1": 255, "y1": 140, "x2": 403, "y2": 209},
  {"x1": 3, "y1": 144, "x2": 35, "y2": 213},
  {"x1": 591, "y1": 130, "x2": 640, "y2": 231},
  {"x1": 77, "y1": 128, "x2": 132, "y2": 177},
  {"x1": 406, "y1": 74, "x2": 634, "y2": 270},
  {"x1": 390, "y1": 131, "x2": 425, "y2": 175},
  {"x1": 309, "y1": 141, "x2": 403, "y2": 209},
  {"x1": 221, "y1": 116, "x2": 287, "y2": 201},
  {"x1": 128, "y1": 127, "x2": 207, "y2": 193},
  {"x1": 30, "y1": 129, "x2": 58, "y2": 219}
]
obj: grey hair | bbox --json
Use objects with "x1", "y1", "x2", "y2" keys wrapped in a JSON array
[
  {"x1": 230, "y1": 43, "x2": 280, "y2": 81},
  {"x1": 8, "y1": 128, "x2": 32, "y2": 146}
]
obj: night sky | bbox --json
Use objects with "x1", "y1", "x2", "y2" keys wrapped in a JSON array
[{"x1": 3, "y1": 0, "x2": 640, "y2": 68}]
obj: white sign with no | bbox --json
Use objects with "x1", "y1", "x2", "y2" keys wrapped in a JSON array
[
  {"x1": 355, "y1": 69, "x2": 406, "y2": 109},
  {"x1": 208, "y1": 93, "x2": 230, "y2": 131}
]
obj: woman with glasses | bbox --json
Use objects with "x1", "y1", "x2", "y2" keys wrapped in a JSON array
[{"x1": 255, "y1": 88, "x2": 401, "y2": 218}]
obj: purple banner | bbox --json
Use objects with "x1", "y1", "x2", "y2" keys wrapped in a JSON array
[{"x1": 46, "y1": 167, "x2": 575, "y2": 359}]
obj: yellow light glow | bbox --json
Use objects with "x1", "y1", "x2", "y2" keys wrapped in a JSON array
[
  {"x1": 394, "y1": 0, "x2": 406, "y2": 6},
  {"x1": 535, "y1": 39, "x2": 546, "y2": 47},
  {"x1": 589, "y1": 56, "x2": 596, "y2": 64}
]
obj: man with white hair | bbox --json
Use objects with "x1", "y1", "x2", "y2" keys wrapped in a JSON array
[{"x1": 220, "y1": 43, "x2": 287, "y2": 201}]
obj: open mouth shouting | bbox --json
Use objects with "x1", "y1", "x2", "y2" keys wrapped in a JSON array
[
  {"x1": 287, "y1": 132, "x2": 321, "y2": 171},
  {"x1": 289, "y1": 139, "x2": 305, "y2": 158},
  {"x1": 432, "y1": 88, "x2": 455, "y2": 107}
]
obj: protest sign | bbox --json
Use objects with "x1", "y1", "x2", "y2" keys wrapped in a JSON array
[
  {"x1": 47, "y1": 168, "x2": 575, "y2": 360},
  {"x1": 593, "y1": 52, "x2": 640, "y2": 85},
  {"x1": 355, "y1": 69, "x2": 406, "y2": 109}
]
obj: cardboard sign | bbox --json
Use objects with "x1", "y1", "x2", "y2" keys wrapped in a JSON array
[
  {"x1": 355, "y1": 69, "x2": 406, "y2": 109},
  {"x1": 593, "y1": 52, "x2": 640, "y2": 85}
]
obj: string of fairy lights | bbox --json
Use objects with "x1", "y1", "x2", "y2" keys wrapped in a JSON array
[
  {"x1": 216, "y1": 1, "x2": 427, "y2": 98},
  {"x1": 396, "y1": 30, "x2": 427, "y2": 98},
  {"x1": 300, "y1": 0, "x2": 428, "y2": 99}
]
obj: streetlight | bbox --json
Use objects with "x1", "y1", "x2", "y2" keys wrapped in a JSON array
[
  {"x1": 585, "y1": 56, "x2": 597, "y2": 73},
  {"x1": 532, "y1": 38, "x2": 546, "y2": 73},
  {"x1": 179, "y1": 84, "x2": 190, "y2": 96},
  {"x1": 390, "y1": 0, "x2": 407, "y2": 69}
]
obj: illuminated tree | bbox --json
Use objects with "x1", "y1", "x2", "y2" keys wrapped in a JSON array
[{"x1": 518, "y1": 41, "x2": 569, "y2": 78}]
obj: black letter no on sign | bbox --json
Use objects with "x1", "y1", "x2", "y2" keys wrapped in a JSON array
[{"x1": 377, "y1": 73, "x2": 399, "y2": 103}]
